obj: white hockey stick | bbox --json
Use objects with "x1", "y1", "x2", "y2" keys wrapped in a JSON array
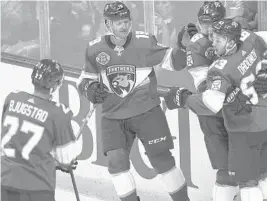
[{"x1": 76, "y1": 103, "x2": 96, "y2": 141}]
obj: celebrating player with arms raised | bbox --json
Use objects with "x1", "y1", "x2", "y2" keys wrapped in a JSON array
[{"x1": 1, "y1": 59, "x2": 80, "y2": 201}]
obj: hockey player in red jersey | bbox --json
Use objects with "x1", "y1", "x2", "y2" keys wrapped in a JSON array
[
  {"x1": 163, "y1": 18, "x2": 267, "y2": 201},
  {"x1": 76, "y1": 1, "x2": 190, "y2": 201},
  {"x1": 179, "y1": 2, "x2": 240, "y2": 201},
  {"x1": 1, "y1": 59, "x2": 80, "y2": 201}
]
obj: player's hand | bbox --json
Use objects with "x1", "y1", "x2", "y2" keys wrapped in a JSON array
[
  {"x1": 56, "y1": 160, "x2": 78, "y2": 173},
  {"x1": 85, "y1": 81, "x2": 109, "y2": 104},
  {"x1": 164, "y1": 87, "x2": 192, "y2": 110},
  {"x1": 186, "y1": 23, "x2": 198, "y2": 39},
  {"x1": 177, "y1": 23, "x2": 198, "y2": 50},
  {"x1": 254, "y1": 60, "x2": 267, "y2": 97},
  {"x1": 225, "y1": 87, "x2": 252, "y2": 115},
  {"x1": 177, "y1": 26, "x2": 186, "y2": 51}
]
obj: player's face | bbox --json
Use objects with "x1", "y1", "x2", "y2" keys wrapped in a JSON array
[
  {"x1": 111, "y1": 18, "x2": 132, "y2": 39},
  {"x1": 212, "y1": 32, "x2": 228, "y2": 56},
  {"x1": 197, "y1": 21, "x2": 212, "y2": 36},
  {"x1": 155, "y1": 1, "x2": 172, "y2": 18},
  {"x1": 50, "y1": 76, "x2": 64, "y2": 94}
]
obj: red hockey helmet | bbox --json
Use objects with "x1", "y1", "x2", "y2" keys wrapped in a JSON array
[
  {"x1": 103, "y1": 1, "x2": 131, "y2": 21},
  {"x1": 212, "y1": 18, "x2": 242, "y2": 42},
  {"x1": 198, "y1": 1, "x2": 226, "y2": 24},
  {"x1": 31, "y1": 59, "x2": 64, "y2": 91}
]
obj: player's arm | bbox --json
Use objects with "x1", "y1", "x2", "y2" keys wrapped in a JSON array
[
  {"x1": 146, "y1": 34, "x2": 186, "y2": 71},
  {"x1": 184, "y1": 72, "x2": 230, "y2": 115},
  {"x1": 76, "y1": 43, "x2": 108, "y2": 104},
  {"x1": 1, "y1": 92, "x2": 13, "y2": 123},
  {"x1": 163, "y1": 65, "x2": 231, "y2": 115},
  {"x1": 155, "y1": 38, "x2": 212, "y2": 94},
  {"x1": 252, "y1": 32, "x2": 267, "y2": 96},
  {"x1": 53, "y1": 108, "x2": 81, "y2": 166},
  {"x1": 255, "y1": 31, "x2": 267, "y2": 52}
]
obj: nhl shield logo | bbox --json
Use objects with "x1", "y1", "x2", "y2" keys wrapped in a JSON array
[
  {"x1": 106, "y1": 65, "x2": 136, "y2": 98},
  {"x1": 96, "y1": 52, "x2": 110, "y2": 65}
]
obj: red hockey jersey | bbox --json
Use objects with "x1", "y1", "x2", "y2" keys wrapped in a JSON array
[
  {"x1": 1, "y1": 91, "x2": 75, "y2": 191},
  {"x1": 186, "y1": 30, "x2": 267, "y2": 132},
  {"x1": 78, "y1": 31, "x2": 179, "y2": 119}
]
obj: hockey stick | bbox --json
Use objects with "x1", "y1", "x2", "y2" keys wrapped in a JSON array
[
  {"x1": 67, "y1": 67, "x2": 104, "y2": 200},
  {"x1": 62, "y1": 104, "x2": 96, "y2": 201},
  {"x1": 75, "y1": 68, "x2": 105, "y2": 141},
  {"x1": 76, "y1": 103, "x2": 96, "y2": 141},
  {"x1": 69, "y1": 167, "x2": 81, "y2": 201}
]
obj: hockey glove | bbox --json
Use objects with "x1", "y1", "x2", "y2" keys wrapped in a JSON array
[
  {"x1": 84, "y1": 81, "x2": 109, "y2": 104},
  {"x1": 56, "y1": 160, "x2": 78, "y2": 173},
  {"x1": 164, "y1": 87, "x2": 192, "y2": 110},
  {"x1": 225, "y1": 87, "x2": 252, "y2": 115},
  {"x1": 254, "y1": 60, "x2": 267, "y2": 97},
  {"x1": 186, "y1": 23, "x2": 198, "y2": 39},
  {"x1": 177, "y1": 23, "x2": 198, "y2": 50},
  {"x1": 177, "y1": 26, "x2": 186, "y2": 51}
]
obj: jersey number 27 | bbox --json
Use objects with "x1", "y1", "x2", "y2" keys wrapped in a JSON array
[{"x1": 1, "y1": 115, "x2": 44, "y2": 160}]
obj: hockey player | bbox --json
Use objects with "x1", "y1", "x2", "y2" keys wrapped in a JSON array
[
  {"x1": 180, "y1": 2, "x2": 240, "y2": 201},
  {"x1": 163, "y1": 18, "x2": 267, "y2": 201},
  {"x1": 76, "y1": 1, "x2": 190, "y2": 201},
  {"x1": 1, "y1": 59, "x2": 80, "y2": 201}
]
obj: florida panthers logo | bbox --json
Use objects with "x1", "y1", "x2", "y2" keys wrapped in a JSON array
[{"x1": 106, "y1": 65, "x2": 136, "y2": 98}]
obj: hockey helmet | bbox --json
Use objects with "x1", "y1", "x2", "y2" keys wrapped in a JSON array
[
  {"x1": 198, "y1": 1, "x2": 226, "y2": 24},
  {"x1": 103, "y1": 1, "x2": 131, "y2": 21},
  {"x1": 31, "y1": 59, "x2": 64, "y2": 91},
  {"x1": 212, "y1": 18, "x2": 242, "y2": 42}
]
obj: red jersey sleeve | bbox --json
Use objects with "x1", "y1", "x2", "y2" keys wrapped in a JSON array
[
  {"x1": 185, "y1": 59, "x2": 231, "y2": 115},
  {"x1": 76, "y1": 38, "x2": 102, "y2": 94},
  {"x1": 52, "y1": 104, "x2": 79, "y2": 165}
]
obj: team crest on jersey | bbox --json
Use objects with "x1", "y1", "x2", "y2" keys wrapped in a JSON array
[
  {"x1": 96, "y1": 52, "x2": 110, "y2": 65},
  {"x1": 106, "y1": 65, "x2": 136, "y2": 98},
  {"x1": 211, "y1": 79, "x2": 222, "y2": 91}
]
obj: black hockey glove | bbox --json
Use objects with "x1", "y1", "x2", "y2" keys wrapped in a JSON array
[
  {"x1": 56, "y1": 160, "x2": 78, "y2": 173},
  {"x1": 186, "y1": 23, "x2": 198, "y2": 39},
  {"x1": 84, "y1": 81, "x2": 109, "y2": 104},
  {"x1": 177, "y1": 23, "x2": 198, "y2": 50},
  {"x1": 164, "y1": 87, "x2": 192, "y2": 110},
  {"x1": 254, "y1": 60, "x2": 267, "y2": 96},
  {"x1": 225, "y1": 87, "x2": 252, "y2": 115}
]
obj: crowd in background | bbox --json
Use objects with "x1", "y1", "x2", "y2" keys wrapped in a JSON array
[{"x1": 1, "y1": 0, "x2": 259, "y2": 68}]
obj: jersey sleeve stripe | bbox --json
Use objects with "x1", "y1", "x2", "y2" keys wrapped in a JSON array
[
  {"x1": 188, "y1": 66, "x2": 209, "y2": 90},
  {"x1": 157, "y1": 48, "x2": 175, "y2": 71},
  {"x1": 53, "y1": 140, "x2": 81, "y2": 165},
  {"x1": 202, "y1": 90, "x2": 225, "y2": 113}
]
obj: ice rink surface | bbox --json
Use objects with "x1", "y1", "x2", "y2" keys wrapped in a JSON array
[{"x1": 56, "y1": 188, "x2": 104, "y2": 201}]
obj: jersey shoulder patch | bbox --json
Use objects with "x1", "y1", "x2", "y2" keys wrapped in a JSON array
[
  {"x1": 209, "y1": 59, "x2": 228, "y2": 70},
  {"x1": 88, "y1": 36, "x2": 102, "y2": 47},
  {"x1": 190, "y1": 33, "x2": 204, "y2": 43}
]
